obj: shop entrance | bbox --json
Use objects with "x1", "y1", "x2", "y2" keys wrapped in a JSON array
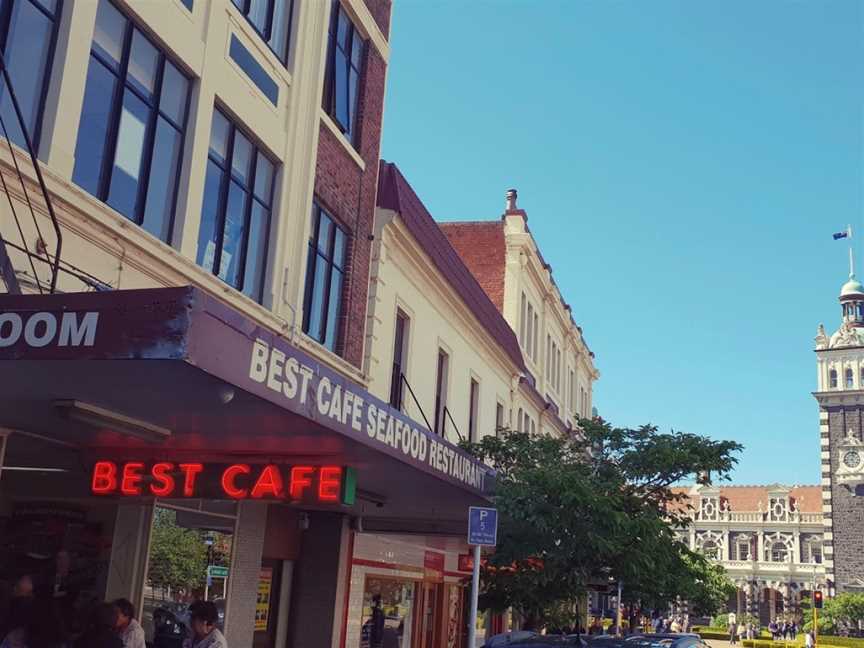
[
  {"x1": 140, "y1": 501, "x2": 237, "y2": 648},
  {"x1": 419, "y1": 582, "x2": 443, "y2": 648}
]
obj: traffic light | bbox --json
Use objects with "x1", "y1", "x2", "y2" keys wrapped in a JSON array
[{"x1": 814, "y1": 590, "x2": 824, "y2": 609}]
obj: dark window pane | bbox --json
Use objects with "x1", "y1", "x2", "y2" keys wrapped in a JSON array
[
  {"x1": 333, "y1": 227, "x2": 346, "y2": 267},
  {"x1": 73, "y1": 60, "x2": 118, "y2": 195},
  {"x1": 93, "y1": 0, "x2": 126, "y2": 67},
  {"x1": 107, "y1": 89, "x2": 151, "y2": 219},
  {"x1": 242, "y1": 201, "x2": 269, "y2": 300},
  {"x1": 334, "y1": 50, "x2": 349, "y2": 129},
  {"x1": 306, "y1": 254, "x2": 328, "y2": 342},
  {"x1": 196, "y1": 160, "x2": 225, "y2": 271},
  {"x1": 247, "y1": 0, "x2": 270, "y2": 33},
  {"x1": 254, "y1": 153, "x2": 274, "y2": 203},
  {"x1": 231, "y1": 131, "x2": 253, "y2": 186},
  {"x1": 324, "y1": 267, "x2": 343, "y2": 350},
  {"x1": 218, "y1": 181, "x2": 248, "y2": 286},
  {"x1": 351, "y1": 32, "x2": 363, "y2": 67},
  {"x1": 141, "y1": 119, "x2": 182, "y2": 241},
  {"x1": 209, "y1": 110, "x2": 231, "y2": 163},
  {"x1": 336, "y1": 8, "x2": 350, "y2": 48},
  {"x1": 159, "y1": 62, "x2": 188, "y2": 126},
  {"x1": 128, "y1": 30, "x2": 159, "y2": 100},
  {"x1": 316, "y1": 212, "x2": 333, "y2": 254},
  {"x1": 0, "y1": 0, "x2": 54, "y2": 147},
  {"x1": 268, "y1": 0, "x2": 291, "y2": 61}
]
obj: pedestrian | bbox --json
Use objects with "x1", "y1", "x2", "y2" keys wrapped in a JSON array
[
  {"x1": 769, "y1": 621, "x2": 777, "y2": 640},
  {"x1": 805, "y1": 631, "x2": 814, "y2": 648},
  {"x1": 112, "y1": 599, "x2": 144, "y2": 648},
  {"x1": 368, "y1": 595, "x2": 384, "y2": 648},
  {"x1": 1, "y1": 596, "x2": 68, "y2": 648},
  {"x1": 183, "y1": 601, "x2": 227, "y2": 648},
  {"x1": 73, "y1": 602, "x2": 122, "y2": 648},
  {"x1": 738, "y1": 622, "x2": 746, "y2": 643}
]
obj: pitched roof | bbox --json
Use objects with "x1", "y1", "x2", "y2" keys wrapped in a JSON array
[
  {"x1": 673, "y1": 485, "x2": 823, "y2": 514},
  {"x1": 376, "y1": 161, "x2": 526, "y2": 373},
  {"x1": 438, "y1": 222, "x2": 506, "y2": 313}
]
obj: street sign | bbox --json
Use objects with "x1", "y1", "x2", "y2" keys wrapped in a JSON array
[
  {"x1": 208, "y1": 565, "x2": 229, "y2": 578},
  {"x1": 468, "y1": 506, "x2": 498, "y2": 546}
]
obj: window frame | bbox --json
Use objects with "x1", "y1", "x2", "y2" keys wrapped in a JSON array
[
  {"x1": 302, "y1": 201, "x2": 349, "y2": 351},
  {"x1": 75, "y1": 0, "x2": 192, "y2": 242},
  {"x1": 468, "y1": 377, "x2": 479, "y2": 442},
  {"x1": 388, "y1": 309, "x2": 409, "y2": 410},
  {"x1": 830, "y1": 369, "x2": 838, "y2": 389},
  {"x1": 199, "y1": 107, "x2": 276, "y2": 302},
  {"x1": 495, "y1": 402, "x2": 504, "y2": 436},
  {"x1": 0, "y1": 0, "x2": 63, "y2": 152},
  {"x1": 230, "y1": 0, "x2": 295, "y2": 65},
  {"x1": 433, "y1": 348, "x2": 449, "y2": 436},
  {"x1": 322, "y1": 1, "x2": 365, "y2": 145}
]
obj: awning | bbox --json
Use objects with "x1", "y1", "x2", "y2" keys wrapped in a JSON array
[{"x1": 0, "y1": 286, "x2": 494, "y2": 531}]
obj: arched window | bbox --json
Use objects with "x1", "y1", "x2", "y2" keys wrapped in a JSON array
[
  {"x1": 701, "y1": 540, "x2": 719, "y2": 560},
  {"x1": 830, "y1": 369, "x2": 838, "y2": 389},
  {"x1": 846, "y1": 368, "x2": 854, "y2": 389},
  {"x1": 860, "y1": 367, "x2": 864, "y2": 388},
  {"x1": 771, "y1": 542, "x2": 788, "y2": 562}
]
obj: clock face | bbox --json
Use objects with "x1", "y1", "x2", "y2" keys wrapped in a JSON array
[{"x1": 843, "y1": 450, "x2": 862, "y2": 469}]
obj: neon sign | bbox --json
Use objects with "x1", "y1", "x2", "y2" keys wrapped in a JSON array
[{"x1": 90, "y1": 461, "x2": 355, "y2": 505}]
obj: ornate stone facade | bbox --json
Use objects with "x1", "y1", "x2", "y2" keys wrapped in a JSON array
[{"x1": 677, "y1": 485, "x2": 827, "y2": 624}]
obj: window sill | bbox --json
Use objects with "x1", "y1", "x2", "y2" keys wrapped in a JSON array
[
  {"x1": 296, "y1": 331, "x2": 367, "y2": 386},
  {"x1": 320, "y1": 108, "x2": 366, "y2": 171}
]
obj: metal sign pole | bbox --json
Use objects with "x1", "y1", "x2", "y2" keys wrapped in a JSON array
[{"x1": 468, "y1": 544, "x2": 482, "y2": 648}]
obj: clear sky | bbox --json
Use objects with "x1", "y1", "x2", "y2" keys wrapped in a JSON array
[{"x1": 380, "y1": 0, "x2": 864, "y2": 485}]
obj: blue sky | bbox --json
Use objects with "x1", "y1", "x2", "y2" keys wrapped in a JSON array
[{"x1": 380, "y1": 0, "x2": 864, "y2": 485}]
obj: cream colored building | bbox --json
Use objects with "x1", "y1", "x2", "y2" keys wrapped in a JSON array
[
  {"x1": 367, "y1": 162, "x2": 525, "y2": 444},
  {"x1": 442, "y1": 190, "x2": 599, "y2": 438}
]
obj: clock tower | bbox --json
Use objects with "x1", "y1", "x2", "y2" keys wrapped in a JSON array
[{"x1": 814, "y1": 267, "x2": 864, "y2": 593}]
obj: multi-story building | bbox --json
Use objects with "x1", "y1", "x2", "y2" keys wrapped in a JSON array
[
  {"x1": 0, "y1": 2, "x2": 497, "y2": 647},
  {"x1": 677, "y1": 484, "x2": 826, "y2": 624},
  {"x1": 814, "y1": 264, "x2": 864, "y2": 594},
  {"x1": 441, "y1": 189, "x2": 599, "y2": 437}
]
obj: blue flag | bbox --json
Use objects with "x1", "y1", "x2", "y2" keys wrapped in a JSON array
[{"x1": 834, "y1": 231, "x2": 850, "y2": 240}]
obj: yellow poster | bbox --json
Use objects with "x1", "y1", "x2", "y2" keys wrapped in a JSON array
[{"x1": 254, "y1": 567, "x2": 273, "y2": 631}]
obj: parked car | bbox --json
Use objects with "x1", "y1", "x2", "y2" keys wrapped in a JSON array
[
  {"x1": 620, "y1": 634, "x2": 708, "y2": 648},
  {"x1": 484, "y1": 632, "x2": 586, "y2": 647}
]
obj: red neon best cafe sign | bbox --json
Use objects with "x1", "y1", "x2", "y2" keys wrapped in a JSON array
[{"x1": 91, "y1": 461, "x2": 345, "y2": 503}]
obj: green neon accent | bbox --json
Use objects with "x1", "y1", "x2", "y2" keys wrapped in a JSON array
[{"x1": 342, "y1": 467, "x2": 356, "y2": 506}]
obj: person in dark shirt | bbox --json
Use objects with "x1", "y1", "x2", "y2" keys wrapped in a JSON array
[
  {"x1": 73, "y1": 602, "x2": 122, "y2": 648},
  {"x1": 369, "y1": 595, "x2": 385, "y2": 648}
]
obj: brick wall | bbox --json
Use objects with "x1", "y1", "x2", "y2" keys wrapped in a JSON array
[
  {"x1": 314, "y1": 44, "x2": 386, "y2": 370},
  {"x1": 439, "y1": 221, "x2": 507, "y2": 312},
  {"x1": 362, "y1": 0, "x2": 392, "y2": 38},
  {"x1": 827, "y1": 407, "x2": 864, "y2": 591}
]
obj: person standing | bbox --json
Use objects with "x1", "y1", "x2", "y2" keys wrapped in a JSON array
[
  {"x1": 112, "y1": 600, "x2": 144, "y2": 648},
  {"x1": 183, "y1": 601, "x2": 227, "y2": 648},
  {"x1": 805, "y1": 631, "x2": 814, "y2": 648}
]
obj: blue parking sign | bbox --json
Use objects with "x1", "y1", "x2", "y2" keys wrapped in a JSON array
[{"x1": 468, "y1": 506, "x2": 498, "y2": 546}]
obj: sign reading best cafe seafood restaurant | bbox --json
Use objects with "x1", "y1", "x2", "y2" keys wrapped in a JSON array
[{"x1": 249, "y1": 339, "x2": 487, "y2": 492}]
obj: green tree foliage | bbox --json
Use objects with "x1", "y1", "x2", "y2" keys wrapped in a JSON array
[
  {"x1": 147, "y1": 508, "x2": 208, "y2": 594},
  {"x1": 460, "y1": 417, "x2": 741, "y2": 627},
  {"x1": 802, "y1": 593, "x2": 864, "y2": 634}
]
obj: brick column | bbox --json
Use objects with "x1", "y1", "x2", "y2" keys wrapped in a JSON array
[
  {"x1": 224, "y1": 501, "x2": 268, "y2": 648},
  {"x1": 287, "y1": 512, "x2": 352, "y2": 648}
]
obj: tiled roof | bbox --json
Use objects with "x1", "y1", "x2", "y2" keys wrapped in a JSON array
[
  {"x1": 376, "y1": 162, "x2": 526, "y2": 374},
  {"x1": 438, "y1": 221, "x2": 506, "y2": 313},
  {"x1": 672, "y1": 485, "x2": 823, "y2": 514}
]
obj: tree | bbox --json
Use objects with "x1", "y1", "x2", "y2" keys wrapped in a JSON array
[
  {"x1": 460, "y1": 417, "x2": 741, "y2": 628},
  {"x1": 802, "y1": 593, "x2": 864, "y2": 634},
  {"x1": 147, "y1": 508, "x2": 209, "y2": 596}
]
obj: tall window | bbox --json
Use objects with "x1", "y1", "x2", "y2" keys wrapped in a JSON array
[
  {"x1": 433, "y1": 349, "x2": 449, "y2": 435},
  {"x1": 302, "y1": 202, "x2": 347, "y2": 351},
  {"x1": 73, "y1": 0, "x2": 190, "y2": 243},
  {"x1": 322, "y1": 2, "x2": 364, "y2": 144},
  {"x1": 770, "y1": 542, "x2": 788, "y2": 563},
  {"x1": 847, "y1": 368, "x2": 855, "y2": 389},
  {"x1": 525, "y1": 302, "x2": 534, "y2": 361},
  {"x1": 388, "y1": 310, "x2": 409, "y2": 409},
  {"x1": 737, "y1": 540, "x2": 751, "y2": 561},
  {"x1": 519, "y1": 293, "x2": 527, "y2": 346},
  {"x1": 532, "y1": 311, "x2": 539, "y2": 361},
  {"x1": 546, "y1": 334, "x2": 551, "y2": 381},
  {"x1": 468, "y1": 378, "x2": 479, "y2": 442},
  {"x1": 830, "y1": 369, "x2": 838, "y2": 389},
  {"x1": 0, "y1": 0, "x2": 61, "y2": 151},
  {"x1": 569, "y1": 369, "x2": 576, "y2": 413},
  {"x1": 197, "y1": 109, "x2": 275, "y2": 302},
  {"x1": 230, "y1": 0, "x2": 294, "y2": 63},
  {"x1": 495, "y1": 403, "x2": 504, "y2": 435},
  {"x1": 517, "y1": 407, "x2": 523, "y2": 432}
]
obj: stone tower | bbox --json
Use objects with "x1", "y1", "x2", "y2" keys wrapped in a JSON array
[{"x1": 814, "y1": 270, "x2": 864, "y2": 593}]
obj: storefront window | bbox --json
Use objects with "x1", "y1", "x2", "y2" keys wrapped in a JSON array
[
  {"x1": 141, "y1": 502, "x2": 236, "y2": 648},
  {"x1": 360, "y1": 577, "x2": 415, "y2": 648}
]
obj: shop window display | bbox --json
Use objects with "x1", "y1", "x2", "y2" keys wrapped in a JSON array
[
  {"x1": 360, "y1": 577, "x2": 415, "y2": 648},
  {"x1": 141, "y1": 503, "x2": 235, "y2": 648}
]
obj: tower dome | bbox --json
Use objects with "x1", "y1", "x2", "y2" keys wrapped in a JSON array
[{"x1": 840, "y1": 276, "x2": 864, "y2": 299}]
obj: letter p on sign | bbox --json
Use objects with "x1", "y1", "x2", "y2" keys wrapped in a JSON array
[{"x1": 468, "y1": 506, "x2": 498, "y2": 546}]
